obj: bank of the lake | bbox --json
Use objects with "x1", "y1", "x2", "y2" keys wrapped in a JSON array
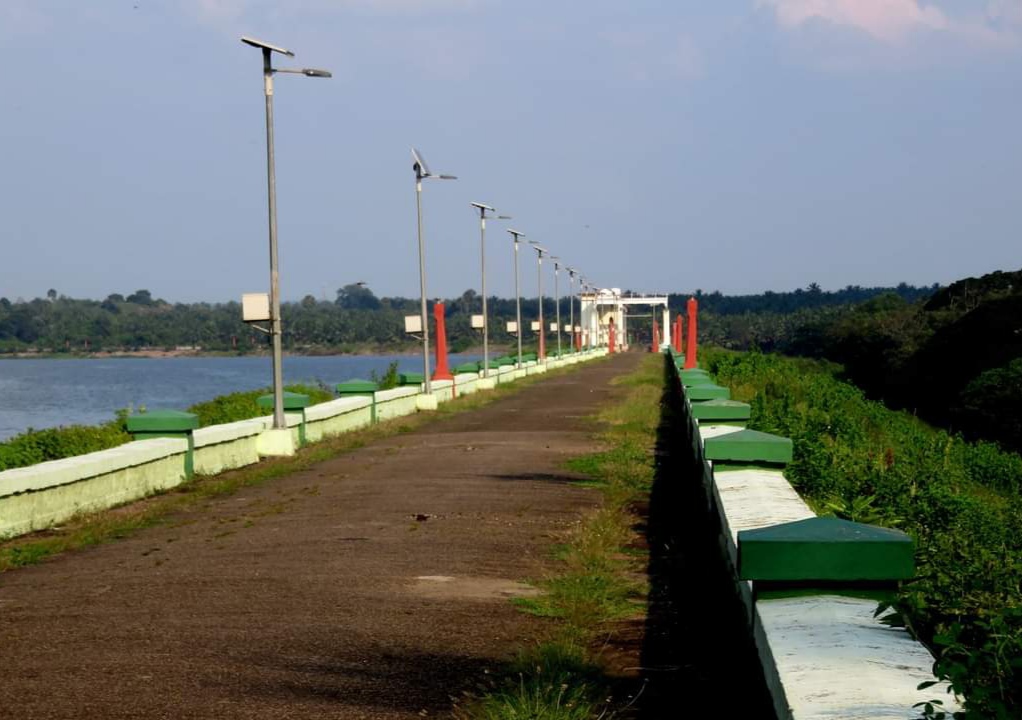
[{"x1": 0, "y1": 353, "x2": 483, "y2": 440}]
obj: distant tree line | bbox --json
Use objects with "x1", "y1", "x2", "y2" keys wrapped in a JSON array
[
  {"x1": 0, "y1": 284, "x2": 575, "y2": 355},
  {"x1": 0, "y1": 282, "x2": 938, "y2": 356},
  {"x1": 699, "y1": 270, "x2": 1022, "y2": 454}
]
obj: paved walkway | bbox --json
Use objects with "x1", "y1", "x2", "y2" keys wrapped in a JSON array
[{"x1": 0, "y1": 353, "x2": 641, "y2": 719}]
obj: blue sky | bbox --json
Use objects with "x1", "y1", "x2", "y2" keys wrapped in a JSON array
[{"x1": 1, "y1": 0, "x2": 1019, "y2": 303}]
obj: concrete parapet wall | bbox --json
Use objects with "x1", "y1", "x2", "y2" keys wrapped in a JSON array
[
  {"x1": 0, "y1": 348, "x2": 609, "y2": 541},
  {"x1": 666, "y1": 353, "x2": 961, "y2": 720},
  {"x1": 0, "y1": 438, "x2": 188, "y2": 538},
  {"x1": 194, "y1": 418, "x2": 267, "y2": 475}
]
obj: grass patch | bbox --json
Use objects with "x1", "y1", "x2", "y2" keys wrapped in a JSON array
[{"x1": 459, "y1": 354, "x2": 663, "y2": 719}]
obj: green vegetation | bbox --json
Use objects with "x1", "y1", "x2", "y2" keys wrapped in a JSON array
[
  {"x1": 185, "y1": 383, "x2": 333, "y2": 426},
  {"x1": 0, "y1": 419, "x2": 132, "y2": 472},
  {"x1": 0, "y1": 384, "x2": 335, "y2": 472},
  {"x1": 705, "y1": 348, "x2": 1022, "y2": 718},
  {"x1": 0, "y1": 284, "x2": 565, "y2": 356},
  {"x1": 700, "y1": 268, "x2": 1022, "y2": 455},
  {"x1": 369, "y1": 360, "x2": 400, "y2": 390},
  {"x1": 457, "y1": 356, "x2": 659, "y2": 719}
]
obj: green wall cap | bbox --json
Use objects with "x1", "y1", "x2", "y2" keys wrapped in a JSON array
[
  {"x1": 679, "y1": 369, "x2": 708, "y2": 379},
  {"x1": 126, "y1": 410, "x2": 199, "y2": 433},
  {"x1": 336, "y1": 379, "x2": 378, "y2": 393},
  {"x1": 496, "y1": 357, "x2": 515, "y2": 366},
  {"x1": 481, "y1": 360, "x2": 501, "y2": 369},
  {"x1": 738, "y1": 517, "x2": 915, "y2": 582},
  {"x1": 686, "y1": 384, "x2": 731, "y2": 401},
  {"x1": 690, "y1": 399, "x2": 752, "y2": 421},
  {"x1": 704, "y1": 428, "x2": 791, "y2": 463},
  {"x1": 257, "y1": 391, "x2": 311, "y2": 410},
  {"x1": 454, "y1": 362, "x2": 480, "y2": 374},
  {"x1": 522, "y1": 352, "x2": 537, "y2": 362},
  {"x1": 397, "y1": 372, "x2": 424, "y2": 385}
]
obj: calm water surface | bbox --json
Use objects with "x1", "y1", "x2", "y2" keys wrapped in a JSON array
[{"x1": 0, "y1": 354, "x2": 479, "y2": 440}]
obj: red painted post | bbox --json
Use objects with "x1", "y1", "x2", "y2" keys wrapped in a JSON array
[
  {"x1": 674, "y1": 315, "x2": 683, "y2": 353},
  {"x1": 651, "y1": 319, "x2": 659, "y2": 353},
  {"x1": 432, "y1": 301, "x2": 453, "y2": 381},
  {"x1": 684, "y1": 297, "x2": 698, "y2": 369},
  {"x1": 608, "y1": 317, "x2": 616, "y2": 354},
  {"x1": 538, "y1": 314, "x2": 546, "y2": 360}
]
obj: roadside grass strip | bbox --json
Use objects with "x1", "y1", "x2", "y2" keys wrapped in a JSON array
[{"x1": 457, "y1": 355, "x2": 662, "y2": 719}]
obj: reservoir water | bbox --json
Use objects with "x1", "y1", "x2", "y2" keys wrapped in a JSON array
[{"x1": 0, "y1": 354, "x2": 480, "y2": 441}]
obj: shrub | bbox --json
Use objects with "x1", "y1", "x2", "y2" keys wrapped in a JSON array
[{"x1": 706, "y1": 348, "x2": 1022, "y2": 716}]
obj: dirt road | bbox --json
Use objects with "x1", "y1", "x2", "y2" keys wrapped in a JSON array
[{"x1": 0, "y1": 353, "x2": 641, "y2": 719}]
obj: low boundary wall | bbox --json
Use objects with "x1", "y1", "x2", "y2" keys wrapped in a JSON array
[
  {"x1": 0, "y1": 349, "x2": 608, "y2": 539},
  {"x1": 665, "y1": 350, "x2": 961, "y2": 720}
]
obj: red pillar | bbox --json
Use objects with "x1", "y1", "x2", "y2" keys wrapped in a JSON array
[
  {"x1": 432, "y1": 302, "x2": 453, "y2": 381},
  {"x1": 575, "y1": 327, "x2": 581, "y2": 351},
  {"x1": 684, "y1": 297, "x2": 698, "y2": 369},
  {"x1": 651, "y1": 319, "x2": 660, "y2": 353},
  {"x1": 608, "y1": 318, "x2": 616, "y2": 354},
  {"x1": 539, "y1": 314, "x2": 546, "y2": 360},
  {"x1": 674, "y1": 315, "x2": 683, "y2": 352}
]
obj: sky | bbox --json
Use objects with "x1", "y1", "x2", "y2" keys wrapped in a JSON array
[{"x1": 0, "y1": 0, "x2": 1020, "y2": 303}]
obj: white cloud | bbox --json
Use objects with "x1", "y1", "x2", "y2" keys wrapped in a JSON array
[{"x1": 760, "y1": 0, "x2": 1022, "y2": 47}]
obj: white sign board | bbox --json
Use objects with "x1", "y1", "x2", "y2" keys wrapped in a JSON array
[
  {"x1": 404, "y1": 315, "x2": 422, "y2": 334},
  {"x1": 549, "y1": 322, "x2": 558, "y2": 332},
  {"x1": 506, "y1": 320, "x2": 518, "y2": 334},
  {"x1": 242, "y1": 293, "x2": 270, "y2": 323},
  {"x1": 564, "y1": 324, "x2": 572, "y2": 332},
  {"x1": 471, "y1": 314, "x2": 484, "y2": 329},
  {"x1": 530, "y1": 321, "x2": 540, "y2": 331}
]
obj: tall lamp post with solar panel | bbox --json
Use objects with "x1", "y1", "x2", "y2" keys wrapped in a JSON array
[
  {"x1": 551, "y1": 257, "x2": 562, "y2": 357},
  {"x1": 566, "y1": 267, "x2": 577, "y2": 353},
  {"x1": 241, "y1": 36, "x2": 331, "y2": 430},
  {"x1": 412, "y1": 148, "x2": 456, "y2": 395},
  {"x1": 471, "y1": 203, "x2": 511, "y2": 379},
  {"x1": 527, "y1": 240, "x2": 548, "y2": 360},
  {"x1": 507, "y1": 229, "x2": 526, "y2": 369}
]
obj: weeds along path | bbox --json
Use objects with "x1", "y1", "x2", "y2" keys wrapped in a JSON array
[{"x1": 0, "y1": 353, "x2": 641, "y2": 720}]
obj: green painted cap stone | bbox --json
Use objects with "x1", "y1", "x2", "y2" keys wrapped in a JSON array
[
  {"x1": 690, "y1": 399, "x2": 752, "y2": 422},
  {"x1": 336, "y1": 379, "x2": 378, "y2": 394},
  {"x1": 126, "y1": 409, "x2": 199, "y2": 433},
  {"x1": 522, "y1": 352, "x2": 537, "y2": 362},
  {"x1": 704, "y1": 428, "x2": 792, "y2": 464},
  {"x1": 686, "y1": 384, "x2": 731, "y2": 401},
  {"x1": 680, "y1": 369, "x2": 710, "y2": 382},
  {"x1": 496, "y1": 357, "x2": 515, "y2": 366},
  {"x1": 481, "y1": 360, "x2": 501, "y2": 369},
  {"x1": 454, "y1": 362, "x2": 480, "y2": 374},
  {"x1": 738, "y1": 517, "x2": 915, "y2": 582},
  {"x1": 257, "y1": 391, "x2": 311, "y2": 410},
  {"x1": 397, "y1": 372, "x2": 424, "y2": 385}
]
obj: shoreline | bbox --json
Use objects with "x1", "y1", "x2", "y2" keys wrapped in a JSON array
[{"x1": 0, "y1": 345, "x2": 505, "y2": 360}]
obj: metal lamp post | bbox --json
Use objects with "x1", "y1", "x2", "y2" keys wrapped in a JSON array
[
  {"x1": 412, "y1": 148, "x2": 456, "y2": 395},
  {"x1": 471, "y1": 203, "x2": 510, "y2": 379},
  {"x1": 507, "y1": 229, "x2": 526, "y2": 368},
  {"x1": 241, "y1": 36, "x2": 331, "y2": 430},
  {"x1": 551, "y1": 257, "x2": 562, "y2": 357},
  {"x1": 527, "y1": 241, "x2": 547, "y2": 360},
  {"x1": 566, "y1": 267, "x2": 576, "y2": 353}
]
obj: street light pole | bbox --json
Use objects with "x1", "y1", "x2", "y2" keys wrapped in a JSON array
[
  {"x1": 528, "y1": 241, "x2": 547, "y2": 360},
  {"x1": 551, "y1": 257, "x2": 562, "y2": 357},
  {"x1": 242, "y1": 36, "x2": 331, "y2": 430},
  {"x1": 471, "y1": 204, "x2": 510, "y2": 379},
  {"x1": 508, "y1": 229, "x2": 525, "y2": 368},
  {"x1": 411, "y1": 148, "x2": 456, "y2": 396},
  {"x1": 567, "y1": 267, "x2": 576, "y2": 353}
]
